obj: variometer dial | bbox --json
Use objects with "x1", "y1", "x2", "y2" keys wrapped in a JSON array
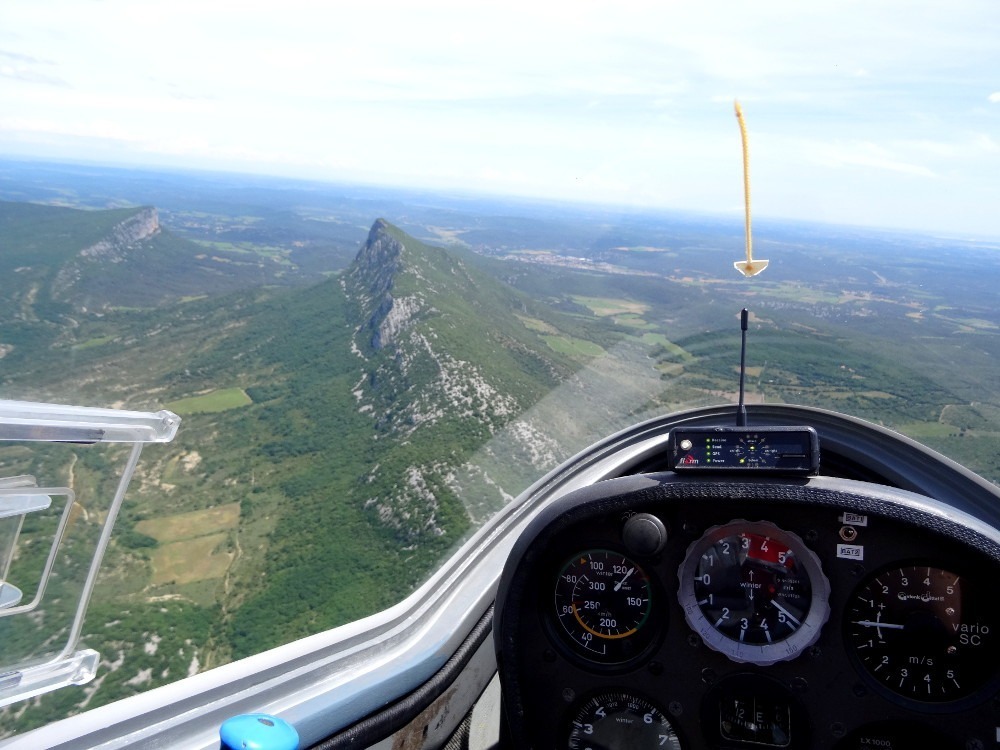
[
  {"x1": 553, "y1": 549, "x2": 655, "y2": 663},
  {"x1": 677, "y1": 520, "x2": 830, "y2": 665},
  {"x1": 846, "y1": 565, "x2": 998, "y2": 702}
]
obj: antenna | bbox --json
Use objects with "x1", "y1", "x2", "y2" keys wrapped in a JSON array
[
  {"x1": 737, "y1": 308, "x2": 749, "y2": 426},
  {"x1": 665, "y1": 102, "x2": 820, "y2": 474}
]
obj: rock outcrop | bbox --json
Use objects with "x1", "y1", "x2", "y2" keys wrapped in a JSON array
[
  {"x1": 342, "y1": 219, "x2": 552, "y2": 541},
  {"x1": 52, "y1": 207, "x2": 162, "y2": 299},
  {"x1": 347, "y1": 219, "x2": 420, "y2": 350},
  {"x1": 79, "y1": 207, "x2": 160, "y2": 262}
]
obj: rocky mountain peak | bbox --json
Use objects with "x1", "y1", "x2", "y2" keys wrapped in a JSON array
[
  {"x1": 51, "y1": 206, "x2": 163, "y2": 302},
  {"x1": 338, "y1": 220, "x2": 573, "y2": 541},
  {"x1": 347, "y1": 219, "x2": 418, "y2": 350},
  {"x1": 354, "y1": 219, "x2": 403, "y2": 300},
  {"x1": 79, "y1": 207, "x2": 160, "y2": 261}
]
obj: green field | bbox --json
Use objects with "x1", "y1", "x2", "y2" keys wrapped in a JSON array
[
  {"x1": 165, "y1": 388, "x2": 252, "y2": 415},
  {"x1": 613, "y1": 313, "x2": 651, "y2": 328},
  {"x1": 640, "y1": 333, "x2": 693, "y2": 361},
  {"x1": 136, "y1": 503, "x2": 241, "y2": 543},
  {"x1": 542, "y1": 335, "x2": 606, "y2": 357},
  {"x1": 149, "y1": 533, "x2": 232, "y2": 586},
  {"x1": 72, "y1": 336, "x2": 113, "y2": 350},
  {"x1": 896, "y1": 421, "x2": 958, "y2": 439},
  {"x1": 572, "y1": 295, "x2": 649, "y2": 317},
  {"x1": 135, "y1": 503, "x2": 241, "y2": 588},
  {"x1": 516, "y1": 314, "x2": 559, "y2": 334}
]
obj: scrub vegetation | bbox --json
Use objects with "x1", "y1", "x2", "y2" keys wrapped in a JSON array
[{"x1": 1, "y1": 164, "x2": 999, "y2": 732}]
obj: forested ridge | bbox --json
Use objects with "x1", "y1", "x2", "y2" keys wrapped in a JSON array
[{"x1": 2, "y1": 178, "x2": 1000, "y2": 735}]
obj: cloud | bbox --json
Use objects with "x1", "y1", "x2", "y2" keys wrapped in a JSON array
[
  {"x1": 811, "y1": 141, "x2": 937, "y2": 178},
  {"x1": 0, "y1": 49, "x2": 69, "y2": 87},
  {"x1": 975, "y1": 134, "x2": 999, "y2": 153},
  {"x1": 1, "y1": 0, "x2": 998, "y2": 236},
  {"x1": 0, "y1": 66, "x2": 70, "y2": 87},
  {"x1": 0, "y1": 50, "x2": 47, "y2": 64},
  {"x1": 0, "y1": 116, "x2": 144, "y2": 144}
]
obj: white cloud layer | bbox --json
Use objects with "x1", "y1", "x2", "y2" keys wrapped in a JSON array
[{"x1": 0, "y1": 0, "x2": 998, "y2": 235}]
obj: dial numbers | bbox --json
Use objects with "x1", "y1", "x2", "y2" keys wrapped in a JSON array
[
  {"x1": 553, "y1": 550, "x2": 654, "y2": 663},
  {"x1": 694, "y1": 531, "x2": 809, "y2": 645},
  {"x1": 678, "y1": 520, "x2": 830, "y2": 665},
  {"x1": 847, "y1": 565, "x2": 997, "y2": 702},
  {"x1": 567, "y1": 692, "x2": 682, "y2": 750}
]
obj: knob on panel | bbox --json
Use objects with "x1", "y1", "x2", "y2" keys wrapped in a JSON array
[{"x1": 622, "y1": 513, "x2": 668, "y2": 556}]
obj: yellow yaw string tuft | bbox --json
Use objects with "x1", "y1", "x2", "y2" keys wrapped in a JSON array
[{"x1": 733, "y1": 100, "x2": 768, "y2": 277}]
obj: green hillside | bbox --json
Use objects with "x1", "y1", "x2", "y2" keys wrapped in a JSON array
[
  {"x1": 0, "y1": 201, "x2": 145, "y2": 348},
  {"x1": 212, "y1": 220, "x2": 582, "y2": 655},
  {"x1": 0, "y1": 201, "x2": 142, "y2": 268},
  {"x1": 0, "y1": 200, "x2": 355, "y2": 381},
  {"x1": 0, "y1": 218, "x2": 592, "y2": 732},
  {"x1": 2, "y1": 190, "x2": 1000, "y2": 735}
]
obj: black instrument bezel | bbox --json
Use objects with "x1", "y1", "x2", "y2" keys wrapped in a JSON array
[{"x1": 494, "y1": 473, "x2": 1000, "y2": 749}]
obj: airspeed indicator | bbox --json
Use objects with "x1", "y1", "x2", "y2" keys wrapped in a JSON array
[{"x1": 553, "y1": 549, "x2": 655, "y2": 664}]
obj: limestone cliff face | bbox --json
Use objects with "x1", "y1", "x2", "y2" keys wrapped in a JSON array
[
  {"x1": 79, "y1": 207, "x2": 161, "y2": 262},
  {"x1": 52, "y1": 207, "x2": 162, "y2": 299},
  {"x1": 354, "y1": 219, "x2": 400, "y2": 299},
  {"x1": 346, "y1": 218, "x2": 423, "y2": 350},
  {"x1": 344, "y1": 219, "x2": 521, "y2": 432},
  {"x1": 341, "y1": 219, "x2": 538, "y2": 540}
]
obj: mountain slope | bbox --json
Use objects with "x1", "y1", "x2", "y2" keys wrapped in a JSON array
[
  {"x1": 0, "y1": 216, "x2": 610, "y2": 723},
  {"x1": 50, "y1": 219, "x2": 578, "y2": 659},
  {"x1": 0, "y1": 200, "x2": 315, "y2": 375},
  {"x1": 0, "y1": 200, "x2": 291, "y2": 317},
  {"x1": 341, "y1": 219, "x2": 570, "y2": 538}
]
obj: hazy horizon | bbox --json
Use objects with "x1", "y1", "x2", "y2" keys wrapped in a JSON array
[{"x1": 5, "y1": 154, "x2": 1000, "y2": 245}]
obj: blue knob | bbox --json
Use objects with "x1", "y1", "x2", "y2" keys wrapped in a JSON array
[{"x1": 220, "y1": 713, "x2": 299, "y2": 750}]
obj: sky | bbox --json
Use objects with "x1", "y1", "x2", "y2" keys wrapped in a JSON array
[{"x1": 1, "y1": 0, "x2": 999, "y2": 237}]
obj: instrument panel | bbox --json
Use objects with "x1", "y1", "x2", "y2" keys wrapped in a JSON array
[{"x1": 494, "y1": 473, "x2": 1000, "y2": 749}]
